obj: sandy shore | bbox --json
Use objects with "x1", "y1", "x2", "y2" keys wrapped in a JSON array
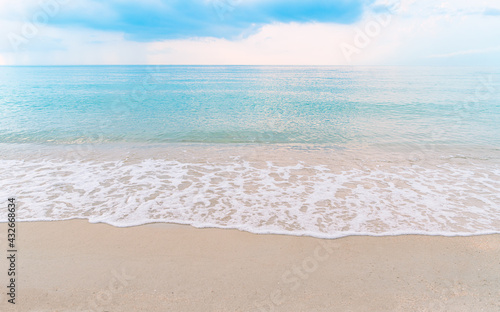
[{"x1": 0, "y1": 220, "x2": 499, "y2": 311}]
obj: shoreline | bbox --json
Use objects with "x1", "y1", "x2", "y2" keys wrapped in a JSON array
[
  {"x1": 1, "y1": 220, "x2": 499, "y2": 311},
  {"x1": 7, "y1": 219, "x2": 500, "y2": 240}
]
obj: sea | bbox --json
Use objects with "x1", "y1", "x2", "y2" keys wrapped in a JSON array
[{"x1": 0, "y1": 66, "x2": 499, "y2": 238}]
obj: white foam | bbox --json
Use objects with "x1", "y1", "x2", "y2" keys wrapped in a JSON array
[{"x1": 1, "y1": 150, "x2": 499, "y2": 238}]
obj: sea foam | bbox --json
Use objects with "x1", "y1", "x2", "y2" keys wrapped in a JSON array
[{"x1": 1, "y1": 146, "x2": 499, "y2": 238}]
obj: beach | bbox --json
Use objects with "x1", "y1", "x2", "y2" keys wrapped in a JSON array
[
  {"x1": 1, "y1": 220, "x2": 499, "y2": 311},
  {"x1": 2, "y1": 0, "x2": 500, "y2": 310},
  {"x1": 1, "y1": 66, "x2": 500, "y2": 239},
  {"x1": 0, "y1": 66, "x2": 499, "y2": 311}
]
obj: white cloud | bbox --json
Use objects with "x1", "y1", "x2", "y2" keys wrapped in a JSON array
[
  {"x1": 147, "y1": 23, "x2": 355, "y2": 65},
  {"x1": 428, "y1": 46, "x2": 500, "y2": 59},
  {"x1": 0, "y1": 25, "x2": 149, "y2": 65},
  {"x1": 1, "y1": 0, "x2": 500, "y2": 65}
]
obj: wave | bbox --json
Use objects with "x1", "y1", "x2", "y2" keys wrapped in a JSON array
[{"x1": 1, "y1": 150, "x2": 499, "y2": 238}]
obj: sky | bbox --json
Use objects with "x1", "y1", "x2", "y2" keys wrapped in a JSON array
[{"x1": 0, "y1": 0, "x2": 499, "y2": 65}]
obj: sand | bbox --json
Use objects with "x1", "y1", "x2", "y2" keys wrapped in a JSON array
[{"x1": 0, "y1": 220, "x2": 499, "y2": 311}]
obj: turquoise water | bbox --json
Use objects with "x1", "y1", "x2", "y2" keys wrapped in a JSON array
[
  {"x1": 1, "y1": 66, "x2": 499, "y2": 147},
  {"x1": 1, "y1": 66, "x2": 500, "y2": 237}
]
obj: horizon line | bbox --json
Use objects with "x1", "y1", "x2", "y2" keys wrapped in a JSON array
[{"x1": 0, "y1": 64, "x2": 494, "y2": 67}]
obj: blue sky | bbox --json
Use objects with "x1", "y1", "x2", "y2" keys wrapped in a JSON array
[
  {"x1": 1, "y1": 0, "x2": 500, "y2": 65},
  {"x1": 42, "y1": 0, "x2": 366, "y2": 40}
]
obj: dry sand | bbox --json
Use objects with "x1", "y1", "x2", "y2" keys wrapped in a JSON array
[{"x1": 0, "y1": 220, "x2": 499, "y2": 311}]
